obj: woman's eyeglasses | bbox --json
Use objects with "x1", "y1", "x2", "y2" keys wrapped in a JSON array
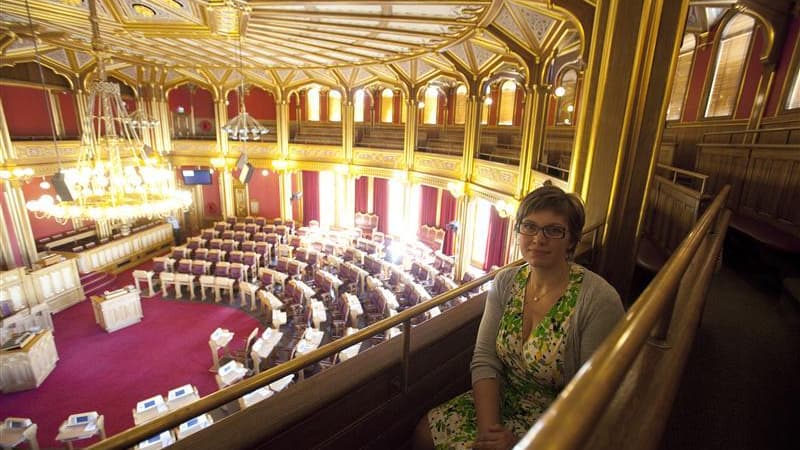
[{"x1": 516, "y1": 221, "x2": 567, "y2": 239}]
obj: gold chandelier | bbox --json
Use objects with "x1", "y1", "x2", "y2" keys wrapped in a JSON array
[{"x1": 25, "y1": 0, "x2": 191, "y2": 226}]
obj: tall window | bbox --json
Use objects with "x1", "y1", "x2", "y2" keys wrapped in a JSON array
[
  {"x1": 381, "y1": 89, "x2": 393, "y2": 123},
  {"x1": 354, "y1": 90, "x2": 365, "y2": 122},
  {"x1": 481, "y1": 98, "x2": 491, "y2": 125},
  {"x1": 307, "y1": 87, "x2": 320, "y2": 121},
  {"x1": 401, "y1": 93, "x2": 407, "y2": 124},
  {"x1": 423, "y1": 86, "x2": 439, "y2": 124},
  {"x1": 471, "y1": 199, "x2": 491, "y2": 268},
  {"x1": 454, "y1": 85, "x2": 467, "y2": 124},
  {"x1": 328, "y1": 90, "x2": 342, "y2": 122},
  {"x1": 387, "y1": 179, "x2": 405, "y2": 236},
  {"x1": 667, "y1": 34, "x2": 696, "y2": 121},
  {"x1": 498, "y1": 80, "x2": 516, "y2": 125},
  {"x1": 705, "y1": 14, "x2": 755, "y2": 118},
  {"x1": 556, "y1": 69, "x2": 578, "y2": 125},
  {"x1": 318, "y1": 170, "x2": 335, "y2": 229},
  {"x1": 787, "y1": 65, "x2": 800, "y2": 110}
]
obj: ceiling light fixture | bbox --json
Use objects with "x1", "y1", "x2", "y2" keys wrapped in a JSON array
[
  {"x1": 223, "y1": 29, "x2": 270, "y2": 142},
  {"x1": 25, "y1": 0, "x2": 191, "y2": 232}
]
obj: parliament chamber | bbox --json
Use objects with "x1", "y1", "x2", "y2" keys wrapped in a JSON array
[{"x1": 0, "y1": 0, "x2": 798, "y2": 449}]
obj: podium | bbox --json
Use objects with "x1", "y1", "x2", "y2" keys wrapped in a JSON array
[{"x1": 91, "y1": 286, "x2": 143, "y2": 333}]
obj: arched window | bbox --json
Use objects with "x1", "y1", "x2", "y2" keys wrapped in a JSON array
[
  {"x1": 705, "y1": 14, "x2": 755, "y2": 118},
  {"x1": 307, "y1": 87, "x2": 320, "y2": 121},
  {"x1": 498, "y1": 80, "x2": 516, "y2": 125},
  {"x1": 667, "y1": 34, "x2": 697, "y2": 121},
  {"x1": 481, "y1": 97, "x2": 491, "y2": 125},
  {"x1": 556, "y1": 69, "x2": 578, "y2": 126},
  {"x1": 423, "y1": 86, "x2": 439, "y2": 124},
  {"x1": 328, "y1": 90, "x2": 342, "y2": 122},
  {"x1": 401, "y1": 93, "x2": 407, "y2": 124},
  {"x1": 354, "y1": 90, "x2": 365, "y2": 122},
  {"x1": 454, "y1": 85, "x2": 467, "y2": 124},
  {"x1": 787, "y1": 65, "x2": 800, "y2": 110},
  {"x1": 381, "y1": 89, "x2": 393, "y2": 123}
]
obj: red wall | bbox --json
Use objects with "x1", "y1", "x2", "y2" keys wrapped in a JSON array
[
  {"x1": 168, "y1": 85, "x2": 215, "y2": 118},
  {"x1": 246, "y1": 88, "x2": 276, "y2": 120},
  {"x1": 683, "y1": 32, "x2": 715, "y2": 122},
  {"x1": 766, "y1": 15, "x2": 800, "y2": 116},
  {"x1": 20, "y1": 176, "x2": 74, "y2": 239},
  {"x1": 735, "y1": 29, "x2": 765, "y2": 119},
  {"x1": 247, "y1": 169, "x2": 281, "y2": 219},
  {"x1": 58, "y1": 91, "x2": 79, "y2": 137},
  {"x1": 0, "y1": 85, "x2": 52, "y2": 137},
  {"x1": 203, "y1": 171, "x2": 222, "y2": 218}
]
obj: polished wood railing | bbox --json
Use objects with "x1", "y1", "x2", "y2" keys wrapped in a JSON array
[
  {"x1": 516, "y1": 185, "x2": 731, "y2": 450},
  {"x1": 88, "y1": 264, "x2": 518, "y2": 450}
]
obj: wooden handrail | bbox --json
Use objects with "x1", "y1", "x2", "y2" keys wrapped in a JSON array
[
  {"x1": 701, "y1": 126, "x2": 800, "y2": 145},
  {"x1": 515, "y1": 185, "x2": 730, "y2": 450},
  {"x1": 89, "y1": 263, "x2": 521, "y2": 450}
]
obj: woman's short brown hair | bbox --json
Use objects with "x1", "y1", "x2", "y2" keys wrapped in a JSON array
[{"x1": 515, "y1": 184, "x2": 585, "y2": 256}]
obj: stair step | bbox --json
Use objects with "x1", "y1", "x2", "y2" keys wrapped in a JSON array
[
  {"x1": 83, "y1": 277, "x2": 119, "y2": 299},
  {"x1": 79, "y1": 271, "x2": 106, "y2": 284}
]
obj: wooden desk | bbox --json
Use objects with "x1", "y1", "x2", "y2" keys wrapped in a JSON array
[
  {"x1": 91, "y1": 287, "x2": 143, "y2": 333},
  {"x1": 251, "y1": 328, "x2": 284, "y2": 374},
  {"x1": 208, "y1": 328, "x2": 234, "y2": 372},
  {"x1": 55, "y1": 415, "x2": 105, "y2": 450},
  {"x1": 0, "y1": 421, "x2": 39, "y2": 450},
  {"x1": 0, "y1": 330, "x2": 58, "y2": 393},
  {"x1": 239, "y1": 386, "x2": 273, "y2": 409}
]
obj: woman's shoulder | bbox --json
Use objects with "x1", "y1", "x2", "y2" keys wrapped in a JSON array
[
  {"x1": 574, "y1": 265, "x2": 623, "y2": 310},
  {"x1": 494, "y1": 264, "x2": 526, "y2": 288}
]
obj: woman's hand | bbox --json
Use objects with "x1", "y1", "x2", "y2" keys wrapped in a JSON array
[{"x1": 473, "y1": 424, "x2": 518, "y2": 450}]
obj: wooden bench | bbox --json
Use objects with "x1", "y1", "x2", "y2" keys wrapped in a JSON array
[
  {"x1": 696, "y1": 142, "x2": 800, "y2": 259},
  {"x1": 636, "y1": 172, "x2": 710, "y2": 274}
]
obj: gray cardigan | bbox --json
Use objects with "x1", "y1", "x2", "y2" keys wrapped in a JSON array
[{"x1": 471, "y1": 264, "x2": 624, "y2": 385}]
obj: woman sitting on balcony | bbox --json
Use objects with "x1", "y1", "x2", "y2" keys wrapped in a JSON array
[{"x1": 413, "y1": 185, "x2": 624, "y2": 449}]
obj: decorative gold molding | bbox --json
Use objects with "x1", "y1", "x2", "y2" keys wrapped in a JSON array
[
  {"x1": 413, "y1": 153, "x2": 462, "y2": 178},
  {"x1": 472, "y1": 159, "x2": 518, "y2": 195},
  {"x1": 352, "y1": 148, "x2": 404, "y2": 169}
]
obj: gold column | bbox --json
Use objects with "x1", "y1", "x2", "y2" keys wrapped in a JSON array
[
  {"x1": 276, "y1": 99, "x2": 290, "y2": 160},
  {"x1": 214, "y1": 98, "x2": 234, "y2": 218},
  {"x1": 48, "y1": 90, "x2": 65, "y2": 138},
  {"x1": 336, "y1": 172, "x2": 355, "y2": 229},
  {"x1": 0, "y1": 97, "x2": 15, "y2": 162},
  {"x1": 367, "y1": 176, "x2": 374, "y2": 214},
  {"x1": 343, "y1": 94, "x2": 354, "y2": 162},
  {"x1": 452, "y1": 194, "x2": 472, "y2": 281},
  {"x1": 3, "y1": 180, "x2": 37, "y2": 267},
  {"x1": 278, "y1": 171, "x2": 293, "y2": 221},
  {"x1": 574, "y1": 0, "x2": 690, "y2": 299},
  {"x1": 403, "y1": 87, "x2": 419, "y2": 170},
  {"x1": 745, "y1": 63, "x2": 776, "y2": 141},
  {"x1": 156, "y1": 81, "x2": 173, "y2": 154},
  {"x1": 0, "y1": 200, "x2": 15, "y2": 269},
  {"x1": 515, "y1": 83, "x2": 548, "y2": 197},
  {"x1": 461, "y1": 91, "x2": 480, "y2": 182}
]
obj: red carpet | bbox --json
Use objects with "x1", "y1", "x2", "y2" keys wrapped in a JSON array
[{"x1": 0, "y1": 268, "x2": 262, "y2": 448}]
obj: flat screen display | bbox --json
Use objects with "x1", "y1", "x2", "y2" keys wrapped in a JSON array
[{"x1": 181, "y1": 169, "x2": 213, "y2": 185}]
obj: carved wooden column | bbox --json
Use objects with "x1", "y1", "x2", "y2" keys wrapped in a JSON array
[
  {"x1": 572, "y1": 0, "x2": 690, "y2": 300},
  {"x1": 214, "y1": 96, "x2": 234, "y2": 218},
  {"x1": 3, "y1": 180, "x2": 37, "y2": 267},
  {"x1": 403, "y1": 86, "x2": 419, "y2": 171}
]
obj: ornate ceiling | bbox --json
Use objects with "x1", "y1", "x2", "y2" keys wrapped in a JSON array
[
  {"x1": 1, "y1": 1, "x2": 787, "y2": 91},
  {"x1": 0, "y1": 1, "x2": 584, "y2": 91}
]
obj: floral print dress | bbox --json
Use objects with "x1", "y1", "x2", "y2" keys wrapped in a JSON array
[{"x1": 428, "y1": 264, "x2": 584, "y2": 449}]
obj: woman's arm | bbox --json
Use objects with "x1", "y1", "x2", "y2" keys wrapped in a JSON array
[{"x1": 473, "y1": 377, "x2": 501, "y2": 433}]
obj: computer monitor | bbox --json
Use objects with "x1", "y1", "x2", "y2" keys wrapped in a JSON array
[{"x1": 181, "y1": 168, "x2": 213, "y2": 185}]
